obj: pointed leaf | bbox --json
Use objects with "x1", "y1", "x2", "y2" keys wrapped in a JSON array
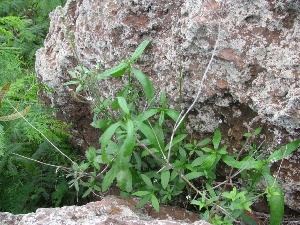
[
  {"x1": 129, "y1": 39, "x2": 151, "y2": 64},
  {"x1": 102, "y1": 166, "x2": 116, "y2": 192},
  {"x1": 161, "y1": 170, "x2": 170, "y2": 189},
  {"x1": 97, "y1": 62, "x2": 128, "y2": 79},
  {"x1": 131, "y1": 68, "x2": 155, "y2": 102},
  {"x1": 99, "y1": 122, "x2": 121, "y2": 148},
  {"x1": 151, "y1": 194, "x2": 160, "y2": 212},
  {"x1": 141, "y1": 174, "x2": 153, "y2": 188},
  {"x1": 267, "y1": 140, "x2": 300, "y2": 163},
  {"x1": 117, "y1": 97, "x2": 130, "y2": 115},
  {"x1": 165, "y1": 134, "x2": 188, "y2": 150},
  {"x1": 212, "y1": 129, "x2": 221, "y2": 150}
]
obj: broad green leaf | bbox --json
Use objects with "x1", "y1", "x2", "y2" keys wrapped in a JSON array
[
  {"x1": 267, "y1": 140, "x2": 300, "y2": 163},
  {"x1": 131, "y1": 68, "x2": 155, "y2": 102},
  {"x1": 99, "y1": 122, "x2": 121, "y2": 148},
  {"x1": 151, "y1": 194, "x2": 160, "y2": 212},
  {"x1": 121, "y1": 120, "x2": 136, "y2": 156},
  {"x1": 158, "y1": 110, "x2": 164, "y2": 126},
  {"x1": 264, "y1": 173, "x2": 284, "y2": 225},
  {"x1": 161, "y1": 170, "x2": 170, "y2": 189},
  {"x1": 141, "y1": 174, "x2": 153, "y2": 188},
  {"x1": 135, "y1": 108, "x2": 160, "y2": 123},
  {"x1": 185, "y1": 172, "x2": 204, "y2": 180},
  {"x1": 82, "y1": 188, "x2": 92, "y2": 198},
  {"x1": 117, "y1": 97, "x2": 130, "y2": 115},
  {"x1": 64, "y1": 80, "x2": 80, "y2": 86},
  {"x1": 91, "y1": 119, "x2": 112, "y2": 130},
  {"x1": 68, "y1": 71, "x2": 78, "y2": 79},
  {"x1": 86, "y1": 146, "x2": 96, "y2": 161},
  {"x1": 138, "y1": 122, "x2": 160, "y2": 150},
  {"x1": 254, "y1": 127, "x2": 262, "y2": 135},
  {"x1": 191, "y1": 156, "x2": 206, "y2": 167},
  {"x1": 197, "y1": 138, "x2": 211, "y2": 147},
  {"x1": 102, "y1": 166, "x2": 116, "y2": 192},
  {"x1": 212, "y1": 129, "x2": 221, "y2": 150},
  {"x1": 132, "y1": 191, "x2": 151, "y2": 197},
  {"x1": 116, "y1": 169, "x2": 132, "y2": 192},
  {"x1": 165, "y1": 109, "x2": 181, "y2": 122},
  {"x1": 97, "y1": 62, "x2": 128, "y2": 79},
  {"x1": 160, "y1": 89, "x2": 167, "y2": 108},
  {"x1": 201, "y1": 153, "x2": 217, "y2": 171},
  {"x1": 129, "y1": 39, "x2": 151, "y2": 64},
  {"x1": 122, "y1": 134, "x2": 136, "y2": 156},
  {"x1": 136, "y1": 195, "x2": 151, "y2": 208},
  {"x1": 165, "y1": 134, "x2": 188, "y2": 150}
]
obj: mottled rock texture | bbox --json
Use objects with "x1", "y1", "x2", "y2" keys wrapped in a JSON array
[
  {"x1": 0, "y1": 195, "x2": 210, "y2": 225},
  {"x1": 35, "y1": 0, "x2": 300, "y2": 212}
]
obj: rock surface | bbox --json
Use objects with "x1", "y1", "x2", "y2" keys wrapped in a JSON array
[
  {"x1": 35, "y1": 0, "x2": 300, "y2": 213},
  {"x1": 0, "y1": 195, "x2": 210, "y2": 225}
]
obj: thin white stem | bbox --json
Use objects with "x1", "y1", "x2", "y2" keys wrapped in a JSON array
[
  {"x1": 167, "y1": 22, "x2": 221, "y2": 160},
  {"x1": 7, "y1": 99, "x2": 75, "y2": 164}
]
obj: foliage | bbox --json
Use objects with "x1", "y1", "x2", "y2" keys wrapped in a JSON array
[
  {"x1": 0, "y1": 0, "x2": 76, "y2": 214},
  {"x1": 65, "y1": 40, "x2": 300, "y2": 224},
  {"x1": 0, "y1": 0, "x2": 67, "y2": 64}
]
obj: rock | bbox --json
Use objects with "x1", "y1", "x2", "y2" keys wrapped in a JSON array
[
  {"x1": 0, "y1": 195, "x2": 210, "y2": 225},
  {"x1": 35, "y1": 0, "x2": 300, "y2": 213}
]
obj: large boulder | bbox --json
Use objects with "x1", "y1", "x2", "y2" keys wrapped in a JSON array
[
  {"x1": 0, "y1": 195, "x2": 210, "y2": 225},
  {"x1": 35, "y1": 0, "x2": 300, "y2": 213}
]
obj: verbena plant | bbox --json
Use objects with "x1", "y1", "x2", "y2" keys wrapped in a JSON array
[{"x1": 64, "y1": 39, "x2": 300, "y2": 225}]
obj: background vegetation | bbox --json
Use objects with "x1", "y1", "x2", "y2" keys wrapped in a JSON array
[{"x1": 0, "y1": 0, "x2": 79, "y2": 214}]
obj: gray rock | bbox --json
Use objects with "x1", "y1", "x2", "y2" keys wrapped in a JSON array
[
  {"x1": 35, "y1": 0, "x2": 300, "y2": 213},
  {"x1": 0, "y1": 195, "x2": 210, "y2": 225}
]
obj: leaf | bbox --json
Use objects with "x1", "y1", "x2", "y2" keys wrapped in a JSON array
[
  {"x1": 201, "y1": 153, "x2": 217, "y2": 171},
  {"x1": 63, "y1": 80, "x2": 80, "y2": 86},
  {"x1": 197, "y1": 138, "x2": 211, "y2": 147},
  {"x1": 160, "y1": 89, "x2": 167, "y2": 108},
  {"x1": 165, "y1": 134, "x2": 188, "y2": 150},
  {"x1": 99, "y1": 121, "x2": 121, "y2": 148},
  {"x1": 136, "y1": 194, "x2": 151, "y2": 208},
  {"x1": 97, "y1": 62, "x2": 128, "y2": 79},
  {"x1": 120, "y1": 120, "x2": 136, "y2": 156},
  {"x1": 129, "y1": 39, "x2": 151, "y2": 64},
  {"x1": 165, "y1": 109, "x2": 180, "y2": 122},
  {"x1": 158, "y1": 110, "x2": 164, "y2": 126},
  {"x1": 267, "y1": 140, "x2": 300, "y2": 163},
  {"x1": 117, "y1": 97, "x2": 130, "y2": 115},
  {"x1": 131, "y1": 68, "x2": 155, "y2": 102},
  {"x1": 138, "y1": 122, "x2": 160, "y2": 151},
  {"x1": 141, "y1": 174, "x2": 153, "y2": 188},
  {"x1": 135, "y1": 108, "x2": 160, "y2": 123},
  {"x1": 185, "y1": 172, "x2": 204, "y2": 180},
  {"x1": 254, "y1": 127, "x2": 262, "y2": 135},
  {"x1": 151, "y1": 194, "x2": 160, "y2": 212},
  {"x1": 102, "y1": 167, "x2": 116, "y2": 192},
  {"x1": 132, "y1": 191, "x2": 151, "y2": 197},
  {"x1": 161, "y1": 170, "x2": 170, "y2": 189},
  {"x1": 82, "y1": 188, "x2": 92, "y2": 198},
  {"x1": 191, "y1": 156, "x2": 206, "y2": 167},
  {"x1": 264, "y1": 177, "x2": 284, "y2": 225},
  {"x1": 212, "y1": 129, "x2": 221, "y2": 150},
  {"x1": 68, "y1": 71, "x2": 78, "y2": 79},
  {"x1": 116, "y1": 169, "x2": 132, "y2": 192},
  {"x1": 0, "y1": 106, "x2": 31, "y2": 121}
]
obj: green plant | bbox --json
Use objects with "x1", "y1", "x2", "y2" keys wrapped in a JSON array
[{"x1": 64, "y1": 39, "x2": 300, "y2": 224}]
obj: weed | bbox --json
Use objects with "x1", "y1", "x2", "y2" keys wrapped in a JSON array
[{"x1": 63, "y1": 39, "x2": 299, "y2": 224}]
